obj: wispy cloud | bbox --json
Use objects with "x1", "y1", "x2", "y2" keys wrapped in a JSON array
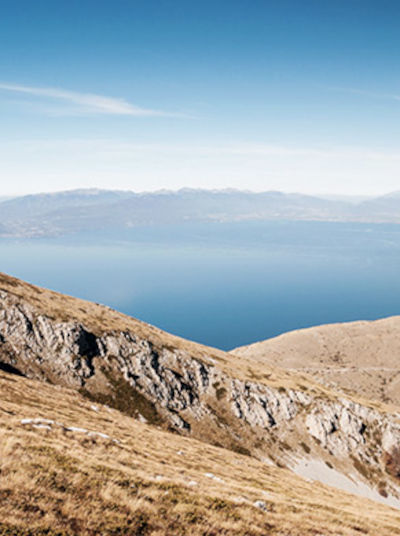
[{"x1": 0, "y1": 82, "x2": 174, "y2": 117}]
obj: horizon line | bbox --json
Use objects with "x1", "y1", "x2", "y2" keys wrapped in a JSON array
[{"x1": 0, "y1": 186, "x2": 394, "y2": 200}]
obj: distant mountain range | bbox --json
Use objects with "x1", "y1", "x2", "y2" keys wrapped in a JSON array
[{"x1": 1, "y1": 188, "x2": 400, "y2": 237}]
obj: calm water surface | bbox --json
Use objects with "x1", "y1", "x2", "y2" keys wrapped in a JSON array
[{"x1": 1, "y1": 221, "x2": 399, "y2": 350}]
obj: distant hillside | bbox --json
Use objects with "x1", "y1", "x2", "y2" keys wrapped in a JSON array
[
  {"x1": 357, "y1": 191, "x2": 400, "y2": 220},
  {"x1": 3, "y1": 272, "x2": 400, "y2": 513},
  {"x1": 233, "y1": 316, "x2": 400, "y2": 406},
  {"x1": 3, "y1": 187, "x2": 400, "y2": 238}
]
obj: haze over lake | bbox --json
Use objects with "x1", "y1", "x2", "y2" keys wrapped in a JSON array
[{"x1": 1, "y1": 220, "x2": 399, "y2": 350}]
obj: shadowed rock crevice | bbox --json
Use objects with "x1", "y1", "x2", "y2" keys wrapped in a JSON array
[
  {"x1": 0, "y1": 361, "x2": 25, "y2": 377},
  {"x1": 75, "y1": 328, "x2": 100, "y2": 358}
]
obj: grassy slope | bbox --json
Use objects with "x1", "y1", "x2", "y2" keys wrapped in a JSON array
[
  {"x1": 0, "y1": 271, "x2": 310, "y2": 389},
  {"x1": 0, "y1": 271, "x2": 395, "y2": 415},
  {"x1": 233, "y1": 317, "x2": 400, "y2": 406},
  {"x1": 1, "y1": 370, "x2": 400, "y2": 535}
]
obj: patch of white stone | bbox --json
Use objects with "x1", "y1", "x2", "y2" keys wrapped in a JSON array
[
  {"x1": 253, "y1": 500, "x2": 268, "y2": 511},
  {"x1": 204, "y1": 472, "x2": 224, "y2": 483},
  {"x1": 20, "y1": 417, "x2": 121, "y2": 444}
]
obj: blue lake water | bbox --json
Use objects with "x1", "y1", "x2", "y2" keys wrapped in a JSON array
[{"x1": 1, "y1": 220, "x2": 400, "y2": 350}]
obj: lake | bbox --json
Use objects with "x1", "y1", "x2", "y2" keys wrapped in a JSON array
[{"x1": 1, "y1": 220, "x2": 400, "y2": 350}]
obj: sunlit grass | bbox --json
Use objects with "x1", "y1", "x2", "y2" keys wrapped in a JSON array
[{"x1": 1, "y1": 371, "x2": 400, "y2": 535}]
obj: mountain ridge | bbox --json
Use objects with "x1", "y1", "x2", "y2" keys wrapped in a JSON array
[
  {"x1": 2, "y1": 272, "x2": 400, "y2": 513},
  {"x1": 2, "y1": 188, "x2": 400, "y2": 237}
]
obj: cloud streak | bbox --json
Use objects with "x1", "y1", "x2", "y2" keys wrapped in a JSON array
[{"x1": 0, "y1": 82, "x2": 173, "y2": 117}]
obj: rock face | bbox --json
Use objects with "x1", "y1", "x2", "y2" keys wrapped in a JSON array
[{"x1": 1, "y1": 273, "x2": 400, "y2": 506}]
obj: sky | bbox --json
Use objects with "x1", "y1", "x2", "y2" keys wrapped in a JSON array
[{"x1": 1, "y1": 0, "x2": 400, "y2": 196}]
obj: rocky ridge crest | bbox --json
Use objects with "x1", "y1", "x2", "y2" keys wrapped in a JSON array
[{"x1": 1, "y1": 273, "x2": 400, "y2": 507}]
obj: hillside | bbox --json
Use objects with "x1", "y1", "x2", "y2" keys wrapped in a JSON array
[
  {"x1": 233, "y1": 317, "x2": 400, "y2": 406},
  {"x1": 3, "y1": 272, "x2": 400, "y2": 519},
  {"x1": 2, "y1": 187, "x2": 399, "y2": 238},
  {"x1": 2, "y1": 370, "x2": 400, "y2": 535},
  {"x1": 2, "y1": 188, "x2": 400, "y2": 238}
]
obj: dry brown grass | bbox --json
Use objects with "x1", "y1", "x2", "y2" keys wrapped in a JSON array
[
  {"x1": 233, "y1": 316, "x2": 400, "y2": 408},
  {"x1": 0, "y1": 371, "x2": 400, "y2": 535},
  {"x1": 0, "y1": 271, "x2": 395, "y2": 416}
]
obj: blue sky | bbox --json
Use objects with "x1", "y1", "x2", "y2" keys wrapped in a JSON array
[{"x1": 1, "y1": 0, "x2": 400, "y2": 196}]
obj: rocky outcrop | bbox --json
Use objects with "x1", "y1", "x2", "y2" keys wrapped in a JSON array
[
  {"x1": 230, "y1": 380, "x2": 310, "y2": 427},
  {"x1": 2, "y1": 280, "x2": 400, "y2": 505},
  {"x1": 0, "y1": 293, "x2": 98, "y2": 384}
]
